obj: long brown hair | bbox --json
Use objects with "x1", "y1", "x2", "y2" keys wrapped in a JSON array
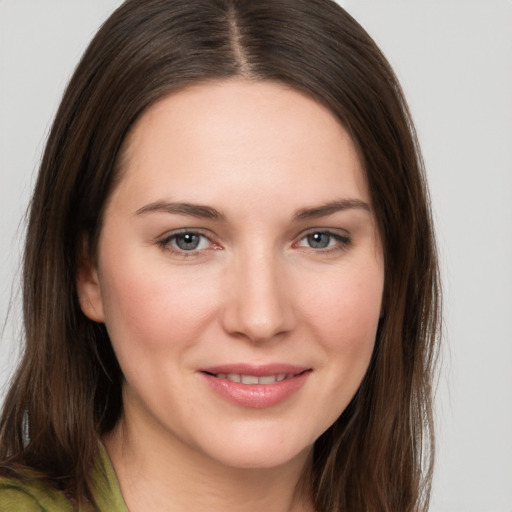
[{"x1": 0, "y1": 1, "x2": 440, "y2": 510}]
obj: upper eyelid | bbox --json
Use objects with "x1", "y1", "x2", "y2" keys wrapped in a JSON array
[
  {"x1": 156, "y1": 229, "x2": 213, "y2": 249},
  {"x1": 156, "y1": 231, "x2": 216, "y2": 257},
  {"x1": 158, "y1": 228, "x2": 213, "y2": 241},
  {"x1": 293, "y1": 228, "x2": 352, "y2": 249},
  {"x1": 155, "y1": 227, "x2": 351, "y2": 246},
  {"x1": 296, "y1": 227, "x2": 351, "y2": 239}
]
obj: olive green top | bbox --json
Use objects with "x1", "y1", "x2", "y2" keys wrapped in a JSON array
[{"x1": 0, "y1": 445, "x2": 128, "y2": 511}]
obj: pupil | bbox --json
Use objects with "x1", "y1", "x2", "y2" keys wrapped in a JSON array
[
  {"x1": 176, "y1": 233, "x2": 199, "y2": 250},
  {"x1": 308, "y1": 232, "x2": 330, "y2": 249}
]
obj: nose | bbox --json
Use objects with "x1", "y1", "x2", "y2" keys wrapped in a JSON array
[{"x1": 220, "y1": 249, "x2": 297, "y2": 344}]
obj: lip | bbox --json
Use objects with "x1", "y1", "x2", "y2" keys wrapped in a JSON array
[
  {"x1": 199, "y1": 364, "x2": 311, "y2": 408},
  {"x1": 201, "y1": 363, "x2": 308, "y2": 377}
]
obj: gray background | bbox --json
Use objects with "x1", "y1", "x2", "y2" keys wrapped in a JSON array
[{"x1": 1, "y1": 1, "x2": 511, "y2": 510}]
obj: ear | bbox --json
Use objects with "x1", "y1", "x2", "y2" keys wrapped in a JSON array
[{"x1": 76, "y1": 238, "x2": 105, "y2": 323}]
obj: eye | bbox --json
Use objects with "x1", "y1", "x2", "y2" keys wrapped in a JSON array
[
  {"x1": 159, "y1": 231, "x2": 212, "y2": 253},
  {"x1": 296, "y1": 231, "x2": 351, "y2": 250}
]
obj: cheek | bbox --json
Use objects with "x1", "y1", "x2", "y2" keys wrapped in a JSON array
[
  {"x1": 305, "y1": 264, "x2": 383, "y2": 341},
  {"x1": 308, "y1": 272, "x2": 383, "y2": 428},
  {"x1": 301, "y1": 261, "x2": 383, "y2": 388},
  {"x1": 98, "y1": 258, "x2": 218, "y2": 357}
]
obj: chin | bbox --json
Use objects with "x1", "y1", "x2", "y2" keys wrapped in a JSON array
[{"x1": 192, "y1": 424, "x2": 315, "y2": 471}]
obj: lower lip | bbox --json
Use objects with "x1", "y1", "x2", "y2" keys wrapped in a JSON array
[{"x1": 201, "y1": 371, "x2": 311, "y2": 408}]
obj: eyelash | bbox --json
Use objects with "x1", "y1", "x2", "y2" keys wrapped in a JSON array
[
  {"x1": 157, "y1": 230, "x2": 215, "y2": 257},
  {"x1": 156, "y1": 229, "x2": 352, "y2": 257},
  {"x1": 295, "y1": 230, "x2": 352, "y2": 253}
]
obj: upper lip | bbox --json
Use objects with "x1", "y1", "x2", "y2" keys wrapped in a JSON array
[{"x1": 199, "y1": 363, "x2": 310, "y2": 377}]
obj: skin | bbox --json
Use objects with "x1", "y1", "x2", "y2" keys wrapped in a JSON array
[{"x1": 78, "y1": 79, "x2": 384, "y2": 512}]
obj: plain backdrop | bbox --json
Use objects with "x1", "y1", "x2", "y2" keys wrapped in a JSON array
[{"x1": 1, "y1": 1, "x2": 511, "y2": 511}]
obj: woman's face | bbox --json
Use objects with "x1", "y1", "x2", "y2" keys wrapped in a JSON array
[{"x1": 79, "y1": 80, "x2": 384, "y2": 469}]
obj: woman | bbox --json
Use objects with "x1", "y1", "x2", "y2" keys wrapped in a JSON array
[{"x1": 0, "y1": 0, "x2": 440, "y2": 511}]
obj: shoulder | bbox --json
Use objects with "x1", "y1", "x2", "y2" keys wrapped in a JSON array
[
  {"x1": 0, "y1": 444, "x2": 126, "y2": 512},
  {"x1": 0, "y1": 476, "x2": 74, "y2": 512}
]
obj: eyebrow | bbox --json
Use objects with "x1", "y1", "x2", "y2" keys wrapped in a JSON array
[
  {"x1": 135, "y1": 198, "x2": 370, "y2": 222},
  {"x1": 293, "y1": 199, "x2": 370, "y2": 220},
  {"x1": 135, "y1": 201, "x2": 227, "y2": 221}
]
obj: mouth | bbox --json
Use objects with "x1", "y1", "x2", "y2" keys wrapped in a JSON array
[
  {"x1": 202, "y1": 371, "x2": 306, "y2": 385},
  {"x1": 199, "y1": 365, "x2": 311, "y2": 408}
]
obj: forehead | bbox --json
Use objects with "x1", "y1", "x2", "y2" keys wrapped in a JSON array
[{"x1": 110, "y1": 79, "x2": 369, "y2": 216}]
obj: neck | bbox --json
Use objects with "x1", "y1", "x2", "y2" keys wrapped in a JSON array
[{"x1": 103, "y1": 413, "x2": 314, "y2": 512}]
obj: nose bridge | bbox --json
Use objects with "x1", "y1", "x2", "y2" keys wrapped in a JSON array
[{"x1": 222, "y1": 243, "x2": 295, "y2": 342}]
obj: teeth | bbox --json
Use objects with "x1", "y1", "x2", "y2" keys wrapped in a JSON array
[
  {"x1": 215, "y1": 373, "x2": 294, "y2": 384},
  {"x1": 259, "y1": 375, "x2": 278, "y2": 384},
  {"x1": 241, "y1": 375, "x2": 259, "y2": 385}
]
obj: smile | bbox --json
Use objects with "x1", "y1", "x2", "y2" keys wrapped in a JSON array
[
  {"x1": 200, "y1": 366, "x2": 311, "y2": 408},
  {"x1": 208, "y1": 373, "x2": 298, "y2": 384}
]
